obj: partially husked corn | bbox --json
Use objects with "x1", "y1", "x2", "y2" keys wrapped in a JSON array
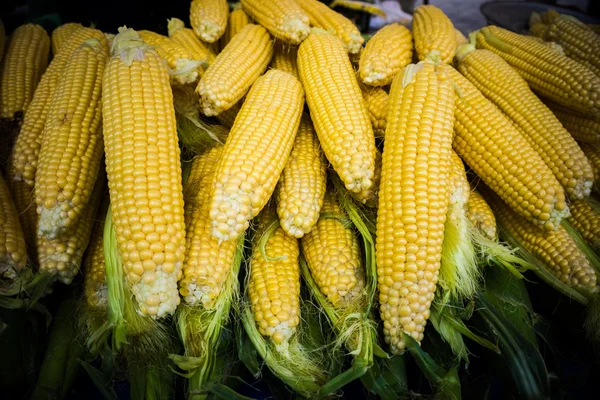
[
  {"x1": 83, "y1": 196, "x2": 109, "y2": 310},
  {"x1": 168, "y1": 17, "x2": 216, "y2": 74},
  {"x1": 0, "y1": 173, "x2": 27, "y2": 280},
  {"x1": 298, "y1": 31, "x2": 376, "y2": 194},
  {"x1": 359, "y1": 23, "x2": 412, "y2": 86},
  {"x1": 221, "y1": 8, "x2": 252, "y2": 48},
  {"x1": 545, "y1": 100, "x2": 600, "y2": 144},
  {"x1": 190, "y1": 0, "x2": 229, "y2": 43},
  {"x1": 413, "y1": 5, "x2": 456, "y2": 64},
  {"x1": 270, "y1": 41, "x2": 299, "y2": 78},
  {"x1": 276, "y1": 115, "x2": 327, "y2": 238},
  {"x1": 209, "y1": 69, "x2": 304, "y2": 242},
  {"x1": 361, "y1": 85, "x2": 388, "y2": 138},
  {"x1": 301, "y1": 191, "x2": 364, "y2": 307},
  {"x1": 35, "y1": 38, "x2": 108, "y2": 238},
  {"x1": 51, "y1": 22, "x2": 83, "y2": 55},
  {"x1": 102, "y1": 28, "x2": 185, "y2": 318},
  {"x1": 196, "y1": 24, "x2": 272, "y2": 116},
  {"x1": 579, "y1": 143, "x2": 600, "y2": 186},
  {"x1": 442, "y1": 64, "x2": 568, "y2": 231},
  {"x1": 466, "y1": 189, "x2": 497, "y2": 241},
  {"x1": 377, "y1": 62, "x2": 455, "y2": 353},
  {"x1": 241, "y1": 0, "x2": 310, "y2": 45},
  {"x1": 569, "y1": 199, "x2": 600, "y2": 253}
]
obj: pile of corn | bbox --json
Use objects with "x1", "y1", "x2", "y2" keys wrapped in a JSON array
[{"x1": 2, "y1": 2, "x2": 600, "y2": 398}]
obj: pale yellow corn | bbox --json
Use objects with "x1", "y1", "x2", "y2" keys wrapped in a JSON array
[
  {"x1": 0, "y1": 173, "x2": 27, "y2": 280},
  {"x1": 270, "y1": 41, "x2": 299, "y2": 78},
  {"x1": 220, "y1": 7, "x2": 252, "y2": 48},
  {"x1": 569, "y1": 199, "x2": 600, "y2": 254},
  {"x1": 466, "y1": 189, "x2": 497, "y2": 241},
  {"x1": 413, "y1": 5, "x2": 456, "y2": 64},
  {"x1": 168, "y1": 17, "x2": 216, "y2": 75},
  {"x1": 51, "y1": 22, "x2": 83, "y2": 55},
  {"x1": 190, "y1": 0, "x2": 229, "y2": 43},
  {"x1": 361, "y1": 85, "x2": 388, "y2": 138},
  {"x1": 83, "y1": 196, "x2": 109, "y2": 310},
  {"x1": 241, "y1": 0, "x2": 310, "y2": 45}
]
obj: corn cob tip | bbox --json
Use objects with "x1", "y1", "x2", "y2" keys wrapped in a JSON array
[
  {"x1": 167, "y1": 17, "x2": 185, "y2": 36},
  {"x1": 194, "y1": 20, "x2": 223, "y2": 43},
  {"x1": 347, "y1": 32, "x2": 364, "y2": 55},
  {"x1": 112, "y1": 26, "x2": 151, "y2": 65}
]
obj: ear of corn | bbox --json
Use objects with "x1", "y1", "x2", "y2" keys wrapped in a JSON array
[
  {"x1": 545, "y1": 100, "x2": 600, "y2": 144},
  {"x1": 196, "y1": 24, "x2": 272, "y2": 116},
  {"x1": 441, "y1": 64, "x2": 568, "y2": 231},
  {"x1": 349, "y1": 148, "x2": 382, "y2": 207},
  {"x1": 361, "y1": 85, "x2": 388, "y2": 138},
  {"x1": 220, "y1": 7, "x2": 252, "y2": 49},
  {"x1": 0, "y1": 173, "x2": 28, "y2": 282},
  {"x1": 51, "y1": 22, "x2": 83, "y2": 55},
  {"x1": 190, "y1": 0, "x2": 229, "y2": 43},
  {"x1": 413, "y1": 5, "x2": 456, "y2": 64},
  {"x1": 569, "y1": 198, "x2": 600, "y2": 254},
  {"x1": 215, "y1": 99, "x2": 242, "y2": 129},
  {"x1": 476, "y1": 26, "x2": 600, "y2": 117},
  {"x1": 295, "y1": 0, "x2": 363, "y2": 54},
  {"x1": 83, "y1": 195, "x2": 109, "y2": 311},
  {"x1": 240, "y1": 0, "x2": 310, "y2": 45},
  {"x1": 102, "y1": 27, "x2": 185, "y2": 318},
  {"x1": 466, "y1": 188, "x2": 497, "y2": 241},
  {"x1": 7, "y1": 180, "x2": 37, "y2": 261},
  {"x1": 276, "y1": 114, "x2": 327, "y2": 238},
  {"x1": 270, "y1": 41, "x2": 299, "y2": 78},
  {"x1": 209, "y1": 69, "x2": 304, "y2": 242},
  {"x1": 579, "y1": 143, "x2": 600, "y2": 187},
  {"x1": 358, "y1": 23, "x2": 412, "y2": 86},
  {"x1": 457, "y1": 47, "x2": 594, "y2": 200},
  {"x1": 377, "y1": 62, "x2": 455, "y2": 353},
  {"x1": 167, "y1": 17, "x2": 216, "y2": 75},
  {"x1": 298, "y1": 31, "x2": 376, "y2": 194},
  {"x1": 35, "y1": 38, "x2": 108, "y2": 238}
]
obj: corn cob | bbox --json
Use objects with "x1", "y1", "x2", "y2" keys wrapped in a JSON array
[
  {"x1": 249, "y1": 207, "x2": 301, "y2": 345},
  {"x1": 83, "y1": 196, "x2": 109, "y2": 311},
  {"x1": 295, "y1": 0, "x2": 363, "y2": 54},
  {"x1": 377, "y1": 62, "x2": 455, "y2": 353},
  {"x1": 330, "y1": 0, "x2": 388, "y2": 17},
  {"x1": 569, "y1": 199, "x2": 600, "y2": 253},
  {"x1": 540, "y1": 10, "x2": 560, "y2": 24},
  {"x1": 349, "y1": 148, "x2": 382, "y2": 206},
  {"x1": 102, "y1": 27, "x2": 185, "y2": 318},
  {"x1": 487, "y1": 190, "x2": 598, "y2": 293},
  {"x1": 476, "y1": 26, "x2": 600, "y2": 117},
  {"x1": 221, "y1": 7, "x2": 252, "y2": 49},
  {"x1": 35, "y1": 38, "x2": 108, "y2": 238},
  {"x1": 298, "y1": 31, "x2": 376, "y2": 194},
  {"x1": 442, "y1": 64, "x2": 568, "y2": 230},
  {"x1": 215, "y1": 100, "x2": 241, "y2": 129},
  {"x1": 413, "y1": 5, "x2": 456, "y2": 64},
  {"x1": 545, "y1": 100, "x2": 600, "y2": 144},
  {"x1": 168, "y1": 17, "x2": 216, "y2": 74},
  {"x1": 240, "y1": 0, "x2": 310, "y2": 45},
  {"x1": 301, "y1": 191, "x2": 364, "y2": 306},
  {"x1": 358, "y1": 23, "x2": 412, "y2": 86},
  {"x1": 8, "y1": 181, "x2": 37, "y2": 260},
  {"x1": 138, "y1": 30, "x2": 201, "y2": 85},
  {"x1": 466, "y1": 188, "x2": 497, "y2": 241},
  {"x1": 51, "y1": 23, "x2": 83, "y2": 55},
  {"x1": 270, "y1": 41, "x2": 299, "y2": 78},
  {"x1": 361, "y1": 85, "x2": 388, "y2": 138},
  {"x1": 209, "y1": 69, "x2": 304, "y2": 242},
  {"x1": 190, "y1": 0, "x2": 229, "y2": 43},
  {"x1": 0, "y1": 173, "x2": 27, "y2": 280},
  {"x1": 448, "y1": 151, "x2": 470, "y2": 210},
  {"x1": 196, "y1": 24, "x2": 272, "y2": 116},
  {"x1": 579, "y1": 143, "x2": 600, "y2": 187},
  {"x1": 457, "y1": 47, "x2": 594, "y2": 200},
  {"x1": 38, "y1": 174, "x2": 104, "y2": 284},
  {"x1": 276, "y1": 115, "x2": 327, "y2": 238}
]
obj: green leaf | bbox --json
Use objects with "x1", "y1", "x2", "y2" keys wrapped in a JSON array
[{"x1": 78, "y1": 359, "x2": 119, "y2": 400}]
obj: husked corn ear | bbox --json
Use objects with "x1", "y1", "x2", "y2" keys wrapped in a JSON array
[
  {"x1": 276, "y1": 115, "x2": 327, "y2": 238},
  {"x1": 442, "y1": 64, "x2": 568, "y2": 230},
  {"x1": 196, "y1": 24, "x2": 272, "y2": 116},
  {"x1": 180, "y1": 146, "x2": 240, "y2": 307},
  {"x1": 102, "y1": 27, "x2": 185, "y2": 317},
  {"x1": 466, "y1": 189, "x2": 497, "y2": 241},
  {"x1": 457, "y1": 47, "x2": 594, "y2": 200},
  {"x1": 361, "y1": 85, "x2": 388, "y2": 138},
  {"x1": 215, "y1": 99, "x2": 241, "y2": 129},
  {"x1": 221, "y1": 8, "x2": 252, "y2": 48},
  {"x1": 302, "y1": 191, "x2": 364, "y2": 306},
  {"x1": 298, "y1": 31, "x2": 376, "y2": 194},
  {"x1": 359, "y1": 23, "x2": 412, "y2": 86},
  {"x1": 579, "y1": 143, "x2": 600, "y2": 186},
  {"x1": 476, "y1": 26, "x2": 600, "y2": 117},
  {"x1": 38, "y1": 175, "x2": 103, "y2": 284},
  {"x1": 35, "y1": 39, "x2": 108, "y2": 238},
  {"x1": 8, "y1": 180, "x2": 37, "y2": 259},
  {"x1": 8, "y1": 27, "x2": 106, "y2": 187},
  {"x1": 413, "y1": 5, "x2": 456, "y2": 64},
  {"x1": 83, "y1": 196, "x2": 109, "y2": 310},
  {"x1": 270, "y1": 41, "x2": 299, "y2": 78},
  {"x1": 209, "y1": 70, "x2": 304, "y2": 241},
  {"x1": 546, "y1": 100, "x2": 600, "y2": 144},
  {"x1": 455, "y1": 29, "x2": 468, "y2": 48},
  {"x1": 487, "y1": 190, "x2": 598, "y2": 293},
  {"x1": 349, "y1": 148, "x2": 382, "y2": 207},
  {"x1": 51, "y1": 22, "x2": 83, "y2": 55},
  {"x1": 190, "y1": 0, "x2": 229, "y2": 43},
  {"x1": 168, "y1": 17, "x2": 216, "y2": 74},
  {"x1": 249, "y1": 207, "x2": 301, "y2": 345},
  {"x1": 241, "y1": 0, "x2": 310, "y2": 45},
  {"x1": 0, "y1": 174, "x2": 27, "y2": 280},
  {"x1": 295, "y1": 0, "x2": 363, "y2": 54},
  {"x1": 448, "y1": 151, "x2": 470, "y2": 209},
  {"x1": 569, "y1": 199, "x2": 600, "y2": 253},
  {"x1": 377, "y1": 62, "x2": 455, "y2": 353}
]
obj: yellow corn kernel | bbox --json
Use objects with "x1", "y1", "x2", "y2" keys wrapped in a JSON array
[
  {"x1": 102, "y1": 27, "x2": 185, "y2": 318},
  {"x1": 196, "y1": 24, "x2": 272, "y2": 116},
  {"x1": 0, "y1": 173, "x2": 27, "y2": 280},
  {"x1": 35, "y1": 38, "x2": 108, "y2": 238},
  {"x1": 476, "y1": 26, "x2": 600, "y2": 117},
  {"x1": 377, "y1": 62, "x2": 455, "y2": 354},
  {"x1": 270, "y1": 41, "x2": 299, "y2": 78},
  {"x1": 361, "y1": 85, "x2": 388, "y2": 138},
  {"x1": 545, "y1": 100, "x2": 600, "y2": 144},
  {"x1": 442, "y1": 64, "x2": 568, "y2": 231},
  {"x1": 220, "y1": 7, "x2": 252, "y2": 49},
  {"x1": 448, "y1": 151, "x2": 470, "y2": 209},
  {"x1": 209, "y1": 69, "x2": 304, "y2": 242},
  {"x1": 241, "y1": 0, "x2": 310, "y2": 45},
  {"x1": 298, "y1": 31, "x2": 376, "y2": 194},
  {"x1": 457, "y1": 47, "x2": 594, "y2": 200},
  {"x1": 413, "y1": 5, "x2": 456, "y2": 64},
  {"x1": 215, "y1": 99, "x2": 242, "y2": 129},
  {"x1": 83, "y1": 195, "x2": 109, "y2": 310},
  {"x1": 276, "y1": 115, "x2": 327, "y2": 238},
  {"x1": 569, "y1": 199, "x2": 600, "y2": 254},
  {"x1": 6, "y1": 179, "x2": 37, "y2": 261},
  {"x1": 168, "y1": 17, "x2": 216, "y2": 75},
  {"x1": 349, "y1": 147, "x2": 382, "y2": 207},
  {"x1": 579, "y1": 142, "x2": 600, "y2": 187},
  {"x1": 51, "y1": 22, "x2": 83, "y2": 55},
  {"x1": 296, "y1": 0, "x2": 363, "y2": 54},
  {"x1": 248, "y1": 207, "x2": 301, "y2": 345},
  {"x1": 466, "y1": 188, "x2": 497, "y2": 241},
  {"x1": 190, "y1": 0, "x2": 229, "y2": 43},
  {"x1": 301, "y1": 191, "x2": 364, "y2": 306},
  {"x1": 359, "y1": 23, "x2": 412, "y2": 86}
]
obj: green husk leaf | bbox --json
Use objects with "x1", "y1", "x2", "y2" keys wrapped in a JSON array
[
  {"x1": 78, "y1": 360, "x2": 119, "y2": 400},
  {"x1": 360, "y1": 356, "x2": 408, "y2": 400}
]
